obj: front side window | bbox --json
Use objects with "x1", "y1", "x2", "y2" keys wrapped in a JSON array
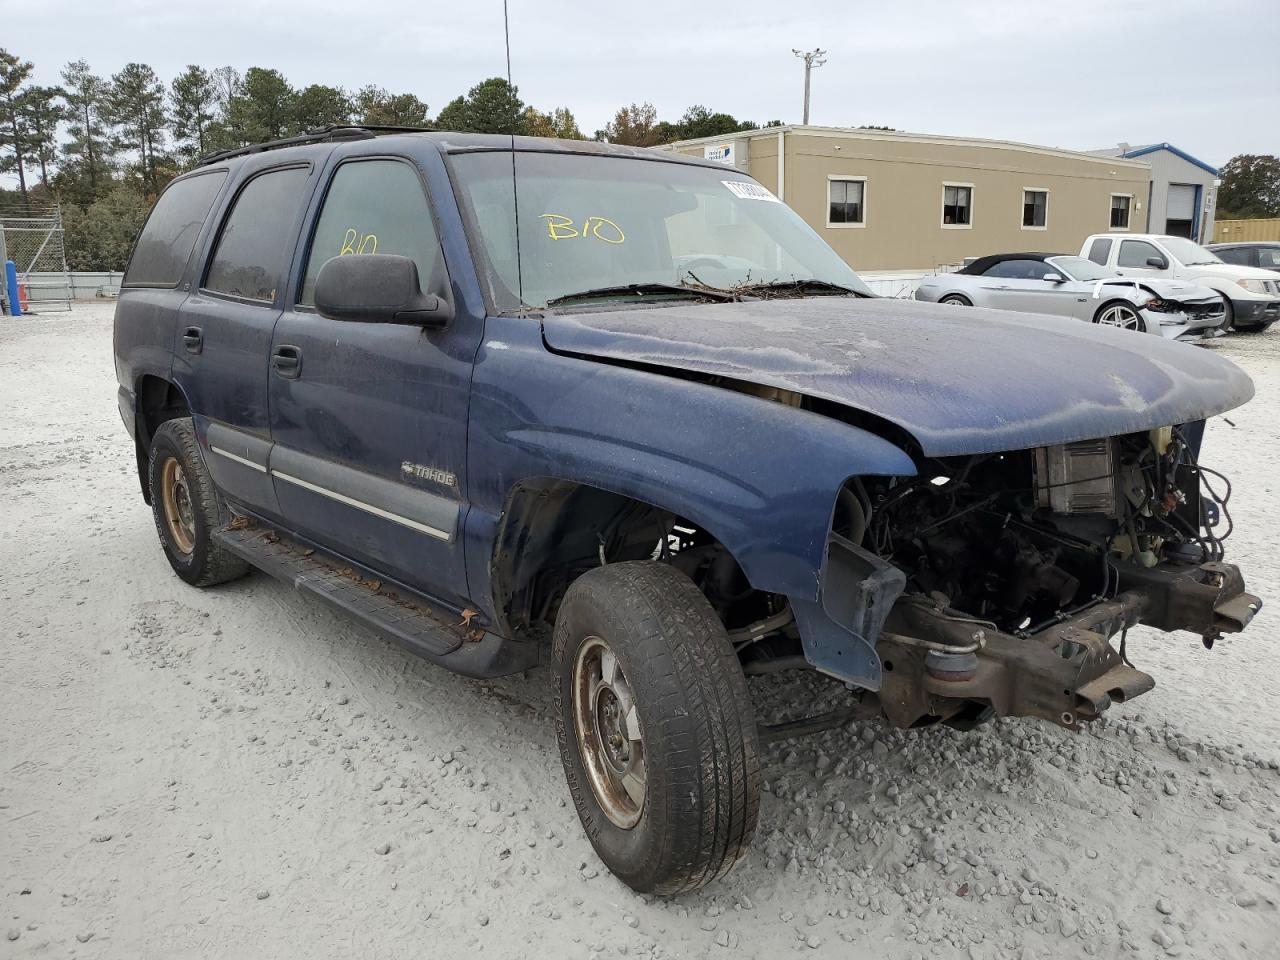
[
  {"x1": 124, "y1": 170, "x2": 227, "y2": 287},
  {"x1": 1117, "y1": 239, "x2": 1163, "y2": 268},
  {"x1": 300, "y1": 160, "x2": 444, "y2": 305},
  {"x1": 204, "y1": 166, "x2": 311, "y2": 302},
  {"x1": 1087, "y1": 237, "x2": 1112, "y2": 265},
  {"x1": 1022, "y1": 189, "x2": 1047, "y2": 228},
  {"x1": 1110, "y1": 194, "x2": 1131, "y2": 229},
  {"x1": 943, "y1": 185, "x2": 972, "y2": 226},
  {"x1": 450, "y1": 152, "x2": 872, "y2": 312},
  {"x1": 1258, "y1": 248, "x2": 1280, "y2": 269},
  {"x1": 982, "y1": 259, "x2": 1055, "y2": 280},
  {"x1": 1046, "y1": 255, "x2": 1113, "y2": 282},
  {"x1": 827, "y1": 178, "x2": 865, "y2": 225}
]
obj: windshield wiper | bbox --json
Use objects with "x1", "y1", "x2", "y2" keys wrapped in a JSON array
[
  {"x1": 731, "y1": 278, "x2": 866, "y2": 297},
  {"x1": 545, "y1": 282, "x2": 735, "y2": 308}
]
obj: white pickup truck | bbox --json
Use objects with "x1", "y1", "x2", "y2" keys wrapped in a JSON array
[{"x1": 1080, "y1": 233, "x2": 1280, "y2": 332}]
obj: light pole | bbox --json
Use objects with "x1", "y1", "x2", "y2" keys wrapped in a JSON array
[{"x1": 791, "y1": 48, "x2": 827, "y2": 125}]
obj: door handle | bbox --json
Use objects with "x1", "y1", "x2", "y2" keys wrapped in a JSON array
[
  {"x1": 271, "y1": 345, "x2": 302, "y2": 379},
  {"x1": 183, "y1": 326, "x2": 203, "y2": 354}
]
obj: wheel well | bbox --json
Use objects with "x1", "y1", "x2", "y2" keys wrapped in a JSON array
[
  {"x1": 1092, "y1": 298, "x2": 1137, "y2": 320},
  {"x1": 491, "y1": 479, "x2": 774, "y2": 641},
  {"x1": 133, "y1": 376, "x2": 192, "y2": 503}
]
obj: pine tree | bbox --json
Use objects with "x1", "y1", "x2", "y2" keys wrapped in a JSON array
[
  {"x1": 107, "y1": 63, "x2": 168, "y2": 193},
  {"x1": 0, "y1": 48, "x2": 35, "y2": 200},
  {"x1": 170, "y1": 65, "x2": 218, "y2": 160},
  {"x1": 60, "y1": 59, "x2": 112, "y2": 198},
  {"x1": 224, "y1": 67, "x2": 295, "y2": 143},
  {"x1": 292, "y1": 84, "x2": 351, "y2": 131}
]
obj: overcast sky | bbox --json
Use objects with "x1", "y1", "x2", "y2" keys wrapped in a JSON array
[{"x1": 7, "y1": 0, "x2": 1279, "y2": 171}]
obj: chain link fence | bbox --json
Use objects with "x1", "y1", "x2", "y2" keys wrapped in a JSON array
[{"x1": 0, "y1": 198, "x2": 72, "y2": 314}]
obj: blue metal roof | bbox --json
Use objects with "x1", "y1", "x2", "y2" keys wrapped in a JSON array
[{"x1": 1121, "y1": 143, "x2": 1219, "y2": 176}]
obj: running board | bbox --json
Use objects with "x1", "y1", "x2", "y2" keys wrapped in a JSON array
[{"x1": 214, "y1": 522, "x2": 537, "y2": 677}]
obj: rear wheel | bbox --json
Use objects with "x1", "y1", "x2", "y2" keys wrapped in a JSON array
[
  {"x1": 553, "y1": 561, "x2": 760, "y2": 895},
  {"x1": 147, "y1": 418, "x2": 249, "y2": 587},
  {"x1": 939, "y1": 294, "x2": 972, "y2": 306},
  {"x1": 1093, "y1": 301, "x2": 1146, "y2": 333}
]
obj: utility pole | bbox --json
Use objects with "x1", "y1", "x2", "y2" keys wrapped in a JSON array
[{"x1": 791, "y1": 48, "x2": 827, "y2": 125}]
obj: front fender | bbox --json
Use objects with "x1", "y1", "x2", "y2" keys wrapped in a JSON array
[{"x1": 463, "y1": 315, "x2": 916, "y2": 629}]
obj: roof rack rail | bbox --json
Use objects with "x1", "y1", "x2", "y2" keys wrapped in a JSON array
[{"x1": 195, "y1": 124, "x2": 436, "y2": 167}]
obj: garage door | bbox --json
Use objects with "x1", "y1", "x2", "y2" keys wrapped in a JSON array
[{"x1": 1167, "y1": 184, "x2": 1197, "y2": 220}]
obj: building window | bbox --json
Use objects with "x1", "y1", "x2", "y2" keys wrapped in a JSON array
[
  {"x1": 942, "y1": 184, "x2": 972, "y2": 227},
  {"x1": 826, "y1": 177, "x2": 865, "y2": 227},
  {"x1": 1022, "y1": 189, "x2": 1048, "y2": 229},
  {"x1": 1110, "y1": 194, "x2": 1132, "y2": 230}
]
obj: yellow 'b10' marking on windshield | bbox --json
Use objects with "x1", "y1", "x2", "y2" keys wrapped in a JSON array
[
  {"x1": 340, "y1": 227, "x2": 379, "y2": 256},
  {"x1": 540, "y1": 214, "x2": 625, "y2": 244}
]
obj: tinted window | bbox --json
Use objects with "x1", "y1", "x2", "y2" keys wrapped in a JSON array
[
  {"x1": 1087, "y1": 237, "x2": 1112, "y2": 265},
  {"x1": 1110, "y1": 195, "x2": 1131, "y2": 229},
  {"x1": 1022, "y1": 190, "x2": 1047, "y2": 228},
  {"x1": 300, "y1": 160, "x2": 444, "y2": 305},
  {"x1": 1118, "y1": 239, "x2": 1163, "y2": 268},
  {"x1": 1258, "y1": 248, "x2": 1280, "y2": 269},
  {"x1": 943, "y1": 185, "x2": 971, "y2": 225},
  {"x1": 828, "y1": 179, "x2": 864, "y2": 224},
  {"x1": 204, "y1": 166, "x2": 310, "y2": 302},
  {"x1": 983, "y1": 259, "x2": 1053, "y2": 280},
  {"x1": 123, "y1": 171, "x2": 226, "y2": 287},
  {"x1": 1214, "y1": 247, "x2": 1250, "y2": 265}
]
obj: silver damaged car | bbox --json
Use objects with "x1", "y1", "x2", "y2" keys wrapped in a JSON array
[{"x1": 915, "y1": 252, "x2": 1226, "y2": 339}]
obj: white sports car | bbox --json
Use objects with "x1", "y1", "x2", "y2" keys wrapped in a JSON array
[{"x1": 914, "y1": 252, "x2": 1226, "y2": 339}]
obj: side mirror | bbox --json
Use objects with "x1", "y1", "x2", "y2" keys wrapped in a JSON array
[
  {"x1": 314, "y1": 254, "x2": 453, "y2": 327},
  {"x1": 1145, "y1": 256, "x2": 1168, "y2": 269},
  {"x1": 1043, "y1": 273, "x2": 1065, "y2": 283}
]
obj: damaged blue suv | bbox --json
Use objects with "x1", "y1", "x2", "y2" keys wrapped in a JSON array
[{"x1": 114, "y1": 129, "x2": 1260, "y2": 894}]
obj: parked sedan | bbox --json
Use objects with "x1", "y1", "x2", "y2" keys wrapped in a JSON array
[
  {"x1": 1208, "y1": 241, "x2": 1280, "y2": 273},
  {"x1": 915, "y1": 252, "x2": 1226, "y2": 339}
]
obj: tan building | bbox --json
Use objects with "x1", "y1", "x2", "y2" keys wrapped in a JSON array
[{"x1": 662, "y1": 126, "x2": 1152, "y2": 272}]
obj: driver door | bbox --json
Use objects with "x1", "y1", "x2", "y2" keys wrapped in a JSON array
[{"x1": 267, "y1": 155, "x2": 481, "y2": 608}]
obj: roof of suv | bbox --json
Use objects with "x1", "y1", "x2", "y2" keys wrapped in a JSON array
[{"x1": 196, "y1": 125, "x2": 727, "y2": 171}]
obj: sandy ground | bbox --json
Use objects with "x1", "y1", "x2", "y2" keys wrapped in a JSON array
[{"x1": 2, "y1": 301, "x2": 1278, "y2": 959}]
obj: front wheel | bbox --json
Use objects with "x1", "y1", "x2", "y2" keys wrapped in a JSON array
[
  {"x1": 939, "y1": 294, "x2": 972, "y2": 306},
  {"x1": 553, "y1": 561, "x2": 760, "y2": 895},
  {"x1": 1093, "y1": 301, "x2": 1147, "y2": 333}
]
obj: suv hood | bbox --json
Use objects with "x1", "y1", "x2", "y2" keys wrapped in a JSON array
[
  {"x1": 1178, "y1": 262, "x2": 1279, "y2": 284},
  {"x1": 541, "y1": 297, "x2": 1253, "y2": 457}
]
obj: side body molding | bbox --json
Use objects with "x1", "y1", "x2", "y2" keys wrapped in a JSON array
[{"x1": 464, "y1": 315, "x2": 919, "y2": 683}]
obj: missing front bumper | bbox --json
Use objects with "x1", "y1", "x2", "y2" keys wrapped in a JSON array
[{"x1": 875, "y1": 561, "x2": 1260, "y2": 731}]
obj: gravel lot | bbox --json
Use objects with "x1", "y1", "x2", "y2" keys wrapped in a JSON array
[{"x1": 3, "y1": 301, "x2": 1278, "y2": 959}]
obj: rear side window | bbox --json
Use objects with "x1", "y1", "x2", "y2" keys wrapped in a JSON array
[
  {"x1": 204, "y1": 166, "x2": 311, "y2": 303},
  {"x1": 1086, "y1": 237, "x2": 1112, "y2": 265},
  {"x1": 1215, "y1": 247, "x2": 1250, "y2": 266},
  {"x1": 299, "y1": 159, "x2": 444, "y2": 305},
  {"x1": 123, "y1": 171, "x2": 226, "y2": 287}
]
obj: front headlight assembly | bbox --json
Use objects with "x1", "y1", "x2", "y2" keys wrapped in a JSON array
[{"x1": 1236, "y1": 278, "x2": 1271, "y2": 295}]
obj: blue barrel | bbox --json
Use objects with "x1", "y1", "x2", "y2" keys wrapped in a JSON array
[{"x1": 3, "y1": 261, "x2": 20, "y2": 317}]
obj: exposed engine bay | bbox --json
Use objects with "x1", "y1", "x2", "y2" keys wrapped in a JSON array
[
  {"x1": 658, "y1": 422, "x2": 1259, "y2": 735},
  {"x1": 853, "y1": 426, "x2": 1230, "y2": 638}
]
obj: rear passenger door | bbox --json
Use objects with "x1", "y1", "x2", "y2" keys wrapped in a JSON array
[
  {"x1": 267, "y1": 155, "x2": 480, "y2": 609},
  {"x1": 174, "y1": 163, "x2": 316, "y2": 519}
]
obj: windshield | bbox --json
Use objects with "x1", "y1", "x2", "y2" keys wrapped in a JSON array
[
  {"x1": 1160, "y1": 237, "x2": 1222, "y2": 266},
  {"x1": 450, "y1": 151, "x2": 873, "y2": 311},
  {"x1": 1046, "y1": 255, "x2": 1114, "y2": 282}
]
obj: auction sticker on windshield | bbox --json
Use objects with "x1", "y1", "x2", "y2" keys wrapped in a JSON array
[{"x1": 722, "y1": 181, "x2": 780, "y2": 203}]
